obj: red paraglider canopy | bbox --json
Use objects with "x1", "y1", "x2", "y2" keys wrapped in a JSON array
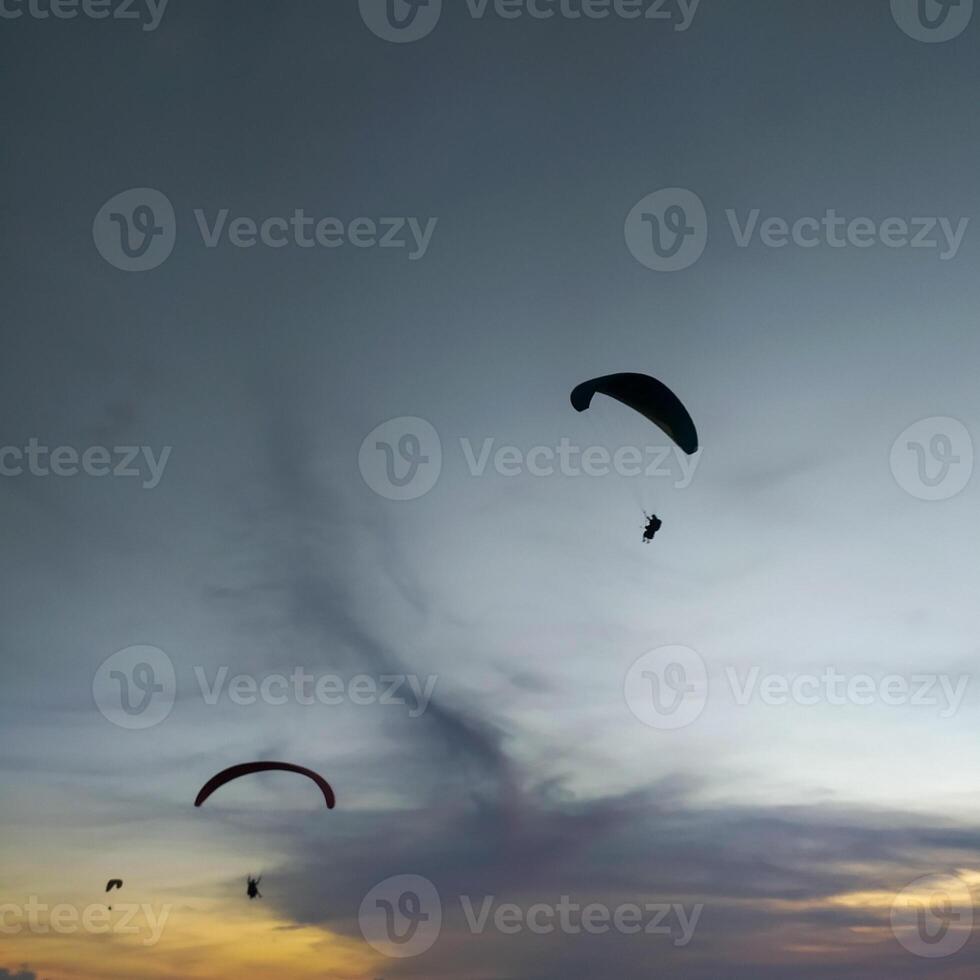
[{"x1": 194, "y1": 762, "x2": 336, "y2": 809}]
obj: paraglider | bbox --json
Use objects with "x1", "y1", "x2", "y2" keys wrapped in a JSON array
[
  {"x1": 195, "y1": 765, "x2": 334, "y2": 909},
  {"x1": 571, "y1": 373, "x2": 698, "y2": 542},
  {"x1": 571, "y1": 373, "x2": 698, "y2": 455},
  {"x1": 105, "y1": 879, "x2": 123, "y2": 909},
  {"x1": 194, "y1": 762, "x2": 336, "y2": 809},
  {"x1": 642, "y1": 513, "x2": 662, "y2": 543}
]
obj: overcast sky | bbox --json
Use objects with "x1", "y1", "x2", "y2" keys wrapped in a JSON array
[{"x1": 3, "y1": 1, "x2": 980, "y2": 977}]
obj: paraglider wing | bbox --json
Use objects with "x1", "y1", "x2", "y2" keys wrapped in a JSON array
[
  {"x1": 105, "y1": 879, "x2": 123, "y2": 893},
  {"x1": 194, "y1": 762, "x2": 336, "y2": 809},
  {"x1": 571, "y1": 373, "x2": 699, "y2": 455}
]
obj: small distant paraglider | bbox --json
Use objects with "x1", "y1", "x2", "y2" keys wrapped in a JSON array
[
  {"x1": 642, "y1": 512, "x2": 663, "y2": 543},
  {"x1": 571, "y1": 372, "x2": 699, "y2": 543},
  {"x1": 105, "y1": 879, "x2": 123, "y2": 909},
  {"x1": 246, "y1": 876, "x2": 262, "y2": 900}
]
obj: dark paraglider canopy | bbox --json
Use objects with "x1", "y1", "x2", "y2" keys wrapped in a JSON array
[
  {"x1": 194, "y1": 762, "x2": 336, "y2": 809},
  {"x1": 105, "y1": 879, "x2": 123, "y2": 892},
  {"x1": 570, "y1": 373, "x2": 699, "y2": 455}
]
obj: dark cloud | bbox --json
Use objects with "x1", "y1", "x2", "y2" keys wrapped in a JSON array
[
  {"x1": 181, "y1": 375, "x2": 980, "y2": 979},
  {"x1": 268, "y1": 767, "x2": 980, "y2": 978}
]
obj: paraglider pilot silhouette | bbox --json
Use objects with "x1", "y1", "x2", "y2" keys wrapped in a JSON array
[
  {"x1": 643, "y1": 513, "x2": 663, "y2": 543},
  {"x1": 247, "y1": 876, "x2": 262, "y2": 900},
  {"x1": 571, "y1": 373, "x2": 698, "y2": 544}
]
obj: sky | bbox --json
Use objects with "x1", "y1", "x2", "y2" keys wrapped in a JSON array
[{"x1": 3, "y1": 0, "x2": 980, "y2": 977}]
